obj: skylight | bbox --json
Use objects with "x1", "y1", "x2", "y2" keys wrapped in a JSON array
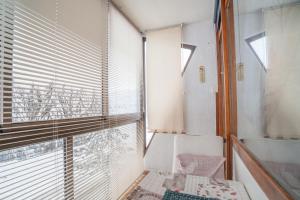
[{"x1": 246, "y1": 33, "x2": 268, "y2": 70}]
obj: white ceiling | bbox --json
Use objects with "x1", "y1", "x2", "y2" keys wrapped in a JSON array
[
  {"x1": 112, "y1": 0, "x2": 215, "y2": 32},
  {"x1": 112, "y1": 0, "x2": 300, "y2": 32}
]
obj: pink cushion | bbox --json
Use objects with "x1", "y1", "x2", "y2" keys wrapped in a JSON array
[{"x1": 176, "y1": 154, "x2": 225, "y2": 179}]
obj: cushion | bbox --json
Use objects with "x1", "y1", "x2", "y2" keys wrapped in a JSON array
[
  {"x1": 163, "y1": 190, "x2": 218, "y2": 200},
  {"x1": 176, "y1": 154, "x2": 225, "y2": 179}
]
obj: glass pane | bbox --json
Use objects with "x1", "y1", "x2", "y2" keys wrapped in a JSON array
[
  {"x1": 11, "y1": 0, "x2": 105, "y2": 122},
  {"x1": 0, "y1": 140, "x2": 64, "y2": 199},
  {"x1": 109, "y1": 6, "x2": 142, "y2": 115},
  {"x1": 181, "y1": 48, "x2": 192, "y2": 72},
  {"x1": 73, "y1": 123, "x2": 143, "y2": 199},
  {"x1": 250, "y1": 36, "x2": 267, "y2": 68},
  {"x1": 234, "y1": 0, "x2": 300, "y2": 198}
]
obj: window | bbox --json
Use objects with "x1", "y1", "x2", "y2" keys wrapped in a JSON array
[
  {"x1": 0, "y1": 140, "x2": 64, "y2": 199},
  {"x1": 181, "y1": 44, "x2": 196, "y2": 74},
  {"x1": 73, "y1": 123, "x2": 142, "y2": 199},
  {"x1": 0, "y1": 1, "x2": 144, "y2": 199},
  {"x1": 246, "y1": 32, "x2": 267, "y2": 70}
]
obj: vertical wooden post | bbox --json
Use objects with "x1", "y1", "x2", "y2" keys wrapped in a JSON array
[
  {"x1": 226, "y1": 0, "x2": 237, "y2": 138},
  {"x1": 214, "y1": 0, "x2": 237, "y2": 180},
  {"x1": 220, "y1": 0, "x2": 233, "y2": 180}
]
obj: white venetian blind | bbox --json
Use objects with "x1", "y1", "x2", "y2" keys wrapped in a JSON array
[
  {"x1": 108, "y1": 5, "x2": 144, "y2": 199},
  {"x1": 146, "y1": 26, "x2": 184, "y2": 133},
  {"x1": 109, "y1": 5, "x2": 143, "y2": 115},
  {"x1": 0, "y1": 0, "x2": 144, "y2": 199},
  {"x1": 10, "y1": 1, "x2": 104, "y2": 123}
]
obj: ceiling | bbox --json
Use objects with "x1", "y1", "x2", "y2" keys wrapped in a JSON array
[
  {"x1": 112, "y1": 0, "x2": 215, "y2": 32},
  {"x1": 112, "y1": 0, "x2": 300, "y2": 32}
]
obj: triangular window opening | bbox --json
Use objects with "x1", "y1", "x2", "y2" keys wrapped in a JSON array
[
  {"x1": 181, "y1": 44, "x2": 196, "y2": 75},
  {"x1": 246, "y1": 32, "x2": 268, "y2": 70}
]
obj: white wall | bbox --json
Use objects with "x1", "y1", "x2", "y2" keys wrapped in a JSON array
[
  {"x1": 264, "y1": 4, "x2": 300, "y2": 138},
  {"x1": 182, "y1": 20, "x2": 217, "y2": 135},
  {"x1": 144, "y1": 134, "x2": 175, "y2": 172},
  {"x1": 144, "y1": 134, "x2": 223, "y2": 173},
  {"x1": 233, "y1": 149, "x2": 269, "y2": 200},
  {"x1": 234, "y1": 11, "x2": 266, "y2": 139}
]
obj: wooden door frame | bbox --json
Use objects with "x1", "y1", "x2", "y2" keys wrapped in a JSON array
[{"x1": 214, "y1": 0, "x2": 237, "y2": 180}]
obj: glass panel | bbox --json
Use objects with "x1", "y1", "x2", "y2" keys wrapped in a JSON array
[
  {"x1": 0, "y1": 140, "x2": 64, "y2": 199},
  {"x1": 234, "y1": 0, "x2": 300, "y2": 198},
  {"x1": 181, "y1": 47, "x2": 192, "y2": 72},
  {"x1": 73, "y1": 123, "x2": 143, "y2": 199},
  {"x1": 249, "y1": 36, "x2": 267, "y2": 68},
  {"x1": 109, "y1": 6, "x2": 142, "y2": 115},
  {"x1": 10, "y1": 0, "x2": 106, "y2": 122}
]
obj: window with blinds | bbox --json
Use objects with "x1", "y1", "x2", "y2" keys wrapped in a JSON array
[
  {"x1": 109, "y1": 5, "x2": 143, "y2": 115},
  {"x1": 0, "y1": 0, "x2": 145, "y2": 199},
  {"x1": 0, "y1": 139, "x2": 65, "y2": 199},
  {"x1": 11, "y1": 1, "x2": 103, "y2": 123}
]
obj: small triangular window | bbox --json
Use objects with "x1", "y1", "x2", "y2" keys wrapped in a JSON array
[
  {"x1": 181, "y1": 44, "x2": 196, "y2": 75},
  {"x1": 246, "y1": 32, "x2": 267, "y2": 70}
]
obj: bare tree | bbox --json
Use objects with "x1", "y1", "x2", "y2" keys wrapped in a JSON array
[{"x1": 13, "y1": 82, "x2": 101, "y2": 121}]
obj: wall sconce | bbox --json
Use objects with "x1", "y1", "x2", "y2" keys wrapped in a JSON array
[
  {"x1": 237, "y1": 62, "x2": 244, "y2": 81},
  {"x1": 199, "y1": 66, "x2": 205, "y2": 83}
]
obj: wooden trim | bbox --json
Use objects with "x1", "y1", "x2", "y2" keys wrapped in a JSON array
[
  {"x1": 232, "y1": 135, "x2": 293, "y2": 200},
  {"x1": 0, "y1": 113, "x2": 141, "y2": 150},
  {"x1": 225, "y1": 0, "x2": 231, "y2": 8},
  {"x1": 218, "y1": 27, "x2": 222, "y2": 40},
  {"x1": 118, "y1": 171, "x2": 149, "y2": 200},
  {"x1": 215, "y1": 0, "x2": 237, "y2": 179},
  {"x1": 220, "y1": 0, "x2": 233, "y2": 179},
  {"x1": 226, "y1": 0, "x2": 237, "y2": 137}
]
